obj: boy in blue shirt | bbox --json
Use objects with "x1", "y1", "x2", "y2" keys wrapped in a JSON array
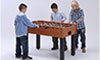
[
  {"x1": 50, "y1": 3, "x2": 67, "y2": 51},
  {"x1": 69, "y1": 1, "x2": 86, "y2": 53},
  {"x1": 14, "y1": 3, "x2": 38, "y2": 60}
]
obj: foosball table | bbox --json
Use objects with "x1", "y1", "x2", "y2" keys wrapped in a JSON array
[{"x1": 28, "y1": 20, "x2": 77, "y2": 60}]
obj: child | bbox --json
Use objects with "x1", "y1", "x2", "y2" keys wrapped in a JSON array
[
  {"x1": 50, "y1": 3, "x2": 67, "y2": 51},
  {"x1": 14, "y1": 3, "x2": 38, "y2": 60},
  {"x1": 69, "y1": 1, "x2": 86, "y2": 53}
]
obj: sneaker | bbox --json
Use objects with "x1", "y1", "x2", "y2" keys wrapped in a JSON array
[
  {"x1": 51, "y1": 47, "x2": 58, "y2": 50},
  {"x1": 27, "y1": 56, "x2": 32, "y2": 59},
  {"x1": 82, "y1": 48, "x2": 86, "y2": 53},
  {"x1": 23, "y1": 56, "x2": 32, "y2": 60},
  {"x1": 16, "y1": 55, "x2": 22, "y2": 59}
]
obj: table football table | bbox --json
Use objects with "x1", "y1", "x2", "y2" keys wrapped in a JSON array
[{"x1": 28, "y1": 20, "x2": 77, "y2": 60}]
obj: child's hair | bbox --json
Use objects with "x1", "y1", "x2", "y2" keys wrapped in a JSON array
[
  {"x1": 51, "y1": 3, "x2": 58, "y2": 9},
  {"x1": 71, "y1": 1, "x2": 79, "y2": 8},
  {"x1": 19, "y1": 3, "x2": 27, "y2": 11}
]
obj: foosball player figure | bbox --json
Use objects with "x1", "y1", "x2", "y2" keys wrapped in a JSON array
[
  {"x1": 69, "y1": 1, "x2": 86, "y2": 53},
  {"x1": 50, "y1": 3, "x2": 67, "y2": 51}
]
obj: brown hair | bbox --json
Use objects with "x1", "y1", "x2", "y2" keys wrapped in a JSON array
[
  {"x1": 19, "y1": 3, "x2": 27, "y2": 11},
  {"x1": 51, "y1": 3, "x2": 58, "y2": 9}
]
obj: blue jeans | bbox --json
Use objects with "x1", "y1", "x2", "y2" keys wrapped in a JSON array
[
  {"x1": 15, "y1": 35, "x2": 28, "y2": 59},
  {"x1": 75, "y1": 28, "x2": 86, "y2": 48}
]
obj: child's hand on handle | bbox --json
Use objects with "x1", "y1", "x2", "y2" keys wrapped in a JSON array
[
  {"x1": 60, "y1": 20, "x2": 64, "y2": 23},
  {"x1": 74, "y1": 22, "x2": 78, "y2": 24},
  {"x1": 36, "y1": 24, "x2": 39, "y2": 28},
  {"x1": 70, "y1": 21, "x2": 77, "y2": 24},
  {"x1": 50, "y1": 18, "x2": 53, "y2": 22}
]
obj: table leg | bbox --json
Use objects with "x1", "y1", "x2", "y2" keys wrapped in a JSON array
[
  {"x1": 71, "y1": 35, "x2": 76, "y2": 56},
  {"x1": 36, "y1": 34, "x2": 40, "y2": 50},
  {"x1": 60, "y1": 38, "x2": 65, "y2": 60}
]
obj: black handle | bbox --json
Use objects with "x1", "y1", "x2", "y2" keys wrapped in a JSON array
[
  {"x1": 68, "y1": 31, "x2": 72, "y2": 35},
  {"x1": 44, "y1": 27, "x2": 49, "y2": 29}
]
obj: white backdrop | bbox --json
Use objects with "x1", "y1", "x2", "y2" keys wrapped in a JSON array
[{"x1": 1, "y1": 0, "x2": 99, "y2": 60}]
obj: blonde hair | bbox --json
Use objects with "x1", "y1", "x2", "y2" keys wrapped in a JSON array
[{"x1": 71, "y1": 0, "x2": 79, "y2": 8}]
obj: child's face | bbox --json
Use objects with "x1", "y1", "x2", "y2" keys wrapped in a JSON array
[
  {"x1": 71, "y1": 5, "x2": 78, "y2": 11},
  {"x1": 21, "y1": 8, "x2": 27, "y2": 13},
  {"x1": 52, "y1": 8, "x2": 58, "y2": 13}
]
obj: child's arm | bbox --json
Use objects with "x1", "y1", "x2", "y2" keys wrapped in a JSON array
[
  {"x1": 14, "y1": 16, "x2": 17, "y2": 25},
  {"x1": 22, "y1": 16, "x2": 37, "y2": 27},
  {"x1": 61, "y1": 13, "x2": 66, "y2": 22},
  {"x1": 51, "y1": 13, "x2": 53, "y2": 21},
  {"x1": 76, "y1": 9, "x2": 84, "y2": 23},
  {"x1": 69, "y1": 11, "x2": 73, "y2": 23},
  {"x1": 14, "y1": 20, "x2": 17, "y2": 25}
]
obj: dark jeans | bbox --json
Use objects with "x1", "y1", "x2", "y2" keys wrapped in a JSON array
[
  {"x1": 73, "y1": 28, "x2": 86, "y2": 48},
  {"x1": 15, "y1": 35, "x2": 28, "y2": 59},
  {"x1": 52, "y1": 37, "x2": 67, "y2": 48}
]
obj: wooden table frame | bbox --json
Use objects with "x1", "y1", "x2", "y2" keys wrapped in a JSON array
[{"x1": 28, "y1": 20, "x2": 76, "y2": 60}]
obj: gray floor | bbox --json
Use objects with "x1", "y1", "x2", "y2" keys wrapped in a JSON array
[{"x1": 1, "y1": 34, "x2": 99, "y2": 60}]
